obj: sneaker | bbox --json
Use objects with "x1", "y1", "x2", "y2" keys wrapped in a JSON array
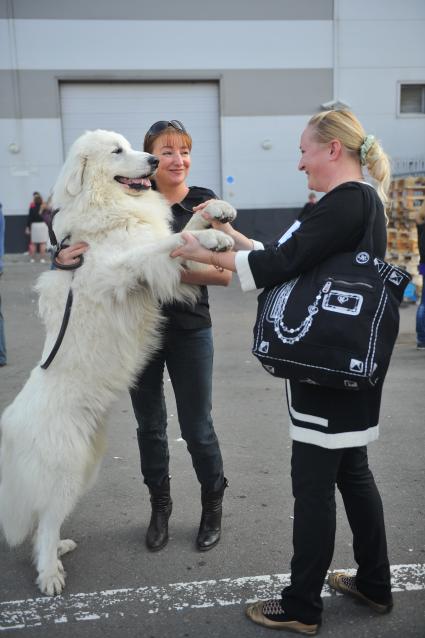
[
  {"x1": 328, "y1": 572, "x2": 393, "y2": 614},
  {"x1": 246, "y1": 599, "x2": 319, "y2": 635},
  {"x1": 417, "y1": 343, "x2": 425, "y2": 350},
  {"x1": 40, "y1": 259, "x2": 46, "y2": 263},
  {"x1": 30, "y1": 258, "x2": 35, "y2": 263}
]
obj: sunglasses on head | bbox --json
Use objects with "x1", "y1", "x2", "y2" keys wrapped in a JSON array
[{"x1": 145, "y1": 120, "x2": 187, "y2": 137}]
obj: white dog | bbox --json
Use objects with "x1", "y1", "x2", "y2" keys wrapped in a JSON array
[{"x1": 0, "y1": 129, "x2": 236, "y2": 596}]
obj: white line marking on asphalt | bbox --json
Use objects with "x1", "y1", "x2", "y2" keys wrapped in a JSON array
[{"x1": 0, "y1": 563, "x2": 424, "y2": 631}]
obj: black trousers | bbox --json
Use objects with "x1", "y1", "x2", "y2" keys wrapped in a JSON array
[
  {"x1": 281, "y1": 441, "x2": 392, "y2": 624},
  {"x1": 129, "y1": 327, "x2": 224, "y2": 492}
]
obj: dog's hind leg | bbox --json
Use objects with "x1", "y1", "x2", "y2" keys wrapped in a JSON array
[{"x1": 33, "y1": 507, "x2": 71, "y2": 596}]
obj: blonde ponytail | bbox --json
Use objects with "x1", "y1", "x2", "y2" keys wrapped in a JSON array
[{"x1": 362, "y1": 139, "x2": 391, "y2": 211}]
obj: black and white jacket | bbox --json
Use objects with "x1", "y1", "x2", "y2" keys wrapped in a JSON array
[{"x1": 236, "y1": 182, "x2": 388, "y2": 449}]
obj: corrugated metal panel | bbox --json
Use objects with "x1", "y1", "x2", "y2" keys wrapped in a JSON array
[{"x1": 59, "y1": 82, "x2": 221, "y2": 195}]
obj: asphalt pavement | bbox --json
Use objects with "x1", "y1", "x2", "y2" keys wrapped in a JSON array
[{"x1": 0, "y1": 257, "x2": 424, "y2": 637}]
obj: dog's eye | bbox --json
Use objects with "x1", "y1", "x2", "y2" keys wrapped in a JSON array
[{"x1": 112, "y1": 147, "x2": 123, "y2": 154}]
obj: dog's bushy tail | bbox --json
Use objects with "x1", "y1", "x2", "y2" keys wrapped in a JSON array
[
  {"x1": 0, "y1": 482, "x2": 35, "y2": 547},
  {"x1": 0, "y1": 414, "x2": 35, "y2": 546}
]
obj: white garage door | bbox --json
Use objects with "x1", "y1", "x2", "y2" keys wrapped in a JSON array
[{"x1": 60, "y1": 82, "x2": 221, "y2": 196}]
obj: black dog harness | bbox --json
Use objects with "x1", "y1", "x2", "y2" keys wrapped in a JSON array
[{"x1": 40, "y1": 211, "x2": 84, "y2": 370}]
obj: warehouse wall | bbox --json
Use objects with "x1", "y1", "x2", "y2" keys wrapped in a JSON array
[{"x1": 335, "y1": 0, "x2": 425, "y2": 160}]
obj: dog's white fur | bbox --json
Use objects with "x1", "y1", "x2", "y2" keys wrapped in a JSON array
[{"x1": 0, "y1": 129, "x2": 236, "y2": 596}]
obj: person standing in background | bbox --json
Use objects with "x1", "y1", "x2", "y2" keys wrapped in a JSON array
[
  {"x1": 26, "y1": 192, "x2": 49, "y2": 263},
  {"x1": 416, "y1": 202, "x2": 425, "y2": 349},
  {"x1": 0, "y1": 202, "x2": 6, "y2": 366},
  {"x1": 301, "y1": 191, "x2": 317, "y2": 215}
]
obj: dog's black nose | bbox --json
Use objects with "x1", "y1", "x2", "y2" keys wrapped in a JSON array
[{"x1": 148, "y1": 156, "x2": 159, "y2": 168}]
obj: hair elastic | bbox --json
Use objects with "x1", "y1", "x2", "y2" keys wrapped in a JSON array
[{"x1": 360, "y1": 135, "x2": 375, "y2": 165}]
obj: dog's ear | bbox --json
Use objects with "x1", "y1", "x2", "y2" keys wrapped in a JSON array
[{"x1": 65, "y1": 155, "x2": 88, "y2": 197}]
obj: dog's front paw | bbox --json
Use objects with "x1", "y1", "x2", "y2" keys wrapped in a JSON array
[
  {"x1": 58, "y1": 539, "x2": 77, "y2": 557},
  {"x1": 203, "y1": 200, "x2": 237, "y2": 223},
  {"x1": 198, "y1": 229, "x2": 235, "y2": 252},
  {"x1": 37, "y1": 561, "x2": 66, "y2": 596}
]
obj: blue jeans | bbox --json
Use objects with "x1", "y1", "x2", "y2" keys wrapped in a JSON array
[
  {"x1": 416, "y1": 275, "x2": 425, "y2": 346},
  {"x1": 0, "y1": 293, "x2": 6, "y2": 365},
  {"x1": 281, "y1": 442, "x2": 391, "y2": 624},
  {"x1": 130, "y1": 327, "x2": 224, "y2": 492}
]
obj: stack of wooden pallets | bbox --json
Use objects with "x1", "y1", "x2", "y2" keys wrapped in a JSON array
[{"x1": 387, "y1": 175, "x2": 425, "y2": 291}]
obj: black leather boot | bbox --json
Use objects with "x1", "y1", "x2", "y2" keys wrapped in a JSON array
[
  {"x1": 196, "y1": 478, "x2": 228, "y2": 551},
  {"x1": 146, "y1": 476, "x2": 172, "y2": 551}
]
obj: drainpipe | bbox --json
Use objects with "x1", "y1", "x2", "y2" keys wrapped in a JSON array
[
  {"x1": 333, "y1": 0, "x2": 339, "y2": 101},
  {"x1": 7, "y1": 0, "x2": 23, "y2": 142}
]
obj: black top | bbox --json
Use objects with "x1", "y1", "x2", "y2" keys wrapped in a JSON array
[
  {"x1": 248, "y1": 182, "x2": 388, "y2": 448},
  {"x1": 160, "y1": 185, "x2": 217, "y2": 331},
  {"x1": 27, "y1": 203, "x2": 43, "y2": 228},
  {"x1": 249, "y1": 182, "x2": 386, "y2": 288}
]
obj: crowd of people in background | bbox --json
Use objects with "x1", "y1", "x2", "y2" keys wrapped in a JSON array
[{"x1": 0, "y1": 190, "x2": 54, "y2": 368}]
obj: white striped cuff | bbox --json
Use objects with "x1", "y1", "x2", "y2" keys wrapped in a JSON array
[{"x1": 235, "y1": 240, "x2": 264, "y2": 292}]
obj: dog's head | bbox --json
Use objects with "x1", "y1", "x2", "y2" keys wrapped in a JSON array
[{"x1": 53, "y1": 129, "x2": 159, "y2": 207}]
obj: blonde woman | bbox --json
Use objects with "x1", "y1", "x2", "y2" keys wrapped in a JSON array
[{"x1": 171, "y1": 110, "x2": 394, "y2": 635}]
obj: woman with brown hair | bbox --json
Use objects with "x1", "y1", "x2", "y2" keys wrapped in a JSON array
[{"x1": 129, "y1": 120, "x2": 231, "y2": 553}]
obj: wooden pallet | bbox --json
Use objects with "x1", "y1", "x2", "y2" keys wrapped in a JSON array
[{"x1": 388, "y1": 174, "x2": 424, "y2": 293}]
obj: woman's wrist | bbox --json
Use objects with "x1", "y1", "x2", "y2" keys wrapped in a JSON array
[
  {"x1": 228, "y1": 230, "x2": 254, "y2": 251},
  {"x1": 209, "y1": 251, "x2": 224, "y2": 272}
]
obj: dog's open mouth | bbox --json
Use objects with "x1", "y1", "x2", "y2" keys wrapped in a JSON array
[{"x1": 114, "y1": 175, "x2": 152, "y2": 191}]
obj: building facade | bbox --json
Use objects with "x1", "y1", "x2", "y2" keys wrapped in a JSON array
[{"x1": 1, "y1": 0, "x2": 424, "y2": 250}]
